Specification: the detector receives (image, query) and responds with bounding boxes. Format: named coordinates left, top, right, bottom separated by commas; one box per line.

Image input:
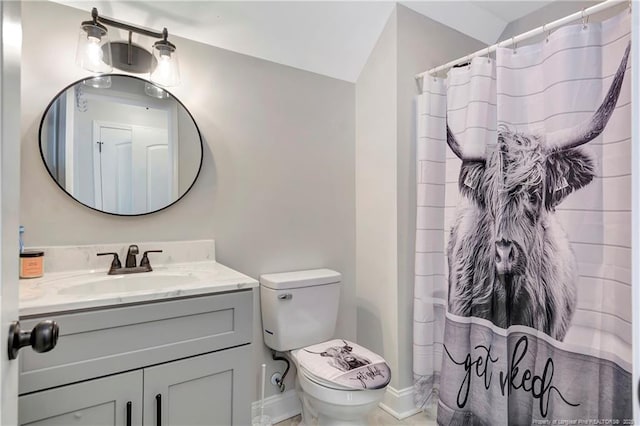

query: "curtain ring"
left=487, top=46, right=491, bottom=63
left=544, top=24, right=549, bottom=43
left=512, top=36, right=517, bottom=54
left=581, top=9, right=589, bottom=29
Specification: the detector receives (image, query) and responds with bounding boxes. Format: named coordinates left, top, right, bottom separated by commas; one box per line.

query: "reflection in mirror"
left=40, top=75, right=202, bottom=216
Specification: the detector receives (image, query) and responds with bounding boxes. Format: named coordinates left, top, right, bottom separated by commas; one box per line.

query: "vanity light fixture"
left=76, top=11, right=112, bottom=73
left=76, top=8, right=180, bottom=87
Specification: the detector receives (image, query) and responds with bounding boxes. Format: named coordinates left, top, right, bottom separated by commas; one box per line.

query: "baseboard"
left=379, top=385, right=422, bottom=420
left=251, top=389, right=301, bottom=424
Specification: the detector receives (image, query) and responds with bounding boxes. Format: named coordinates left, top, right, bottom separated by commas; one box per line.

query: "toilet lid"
left=292, top=339, right=391, bottom=390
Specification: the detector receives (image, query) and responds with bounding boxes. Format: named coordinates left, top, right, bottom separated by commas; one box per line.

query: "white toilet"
left=260, top=269, right=391, bottom=426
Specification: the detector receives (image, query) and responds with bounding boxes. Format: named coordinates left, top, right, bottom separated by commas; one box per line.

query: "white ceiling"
left=52, top=1, right=555, bottom=82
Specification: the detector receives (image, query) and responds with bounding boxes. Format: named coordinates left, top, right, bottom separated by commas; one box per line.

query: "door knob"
left=8, top=320, right=59, bottom=360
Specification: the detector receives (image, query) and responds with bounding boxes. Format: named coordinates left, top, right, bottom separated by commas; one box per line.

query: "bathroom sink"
left=19, top=249, right=259, bottom=317
left=57, top=273, right=198, bottom=296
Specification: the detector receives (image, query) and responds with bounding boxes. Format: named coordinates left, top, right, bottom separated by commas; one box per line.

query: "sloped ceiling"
left=52, top=1, right=554, bottom=82
left=401, top=1, right=553, bottom=46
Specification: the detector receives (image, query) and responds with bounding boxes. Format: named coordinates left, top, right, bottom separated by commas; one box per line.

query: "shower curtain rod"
left=415, top=0, right=628, bottom=81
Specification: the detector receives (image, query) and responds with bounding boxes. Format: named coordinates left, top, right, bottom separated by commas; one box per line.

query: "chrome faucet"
left=97, top=245, right=163, bottom=275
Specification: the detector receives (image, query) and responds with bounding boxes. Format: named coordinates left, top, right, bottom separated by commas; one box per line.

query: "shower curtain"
left=413, top=10, right=632, bottom=424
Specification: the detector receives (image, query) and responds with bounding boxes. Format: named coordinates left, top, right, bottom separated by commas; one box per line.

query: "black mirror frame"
left=38, top=74, right=204, bottom=216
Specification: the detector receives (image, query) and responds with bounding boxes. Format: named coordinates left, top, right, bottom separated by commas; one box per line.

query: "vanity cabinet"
left=143, top=345, right=249, bottom=426
left=18, top=289, right=253, bottom=426
left=18, top=371, right=143, bottom=426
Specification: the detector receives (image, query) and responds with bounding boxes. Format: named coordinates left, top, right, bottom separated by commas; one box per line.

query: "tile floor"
left=274, top=407, right=436, bottom=425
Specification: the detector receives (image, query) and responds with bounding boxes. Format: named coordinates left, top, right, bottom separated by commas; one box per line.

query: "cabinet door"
left=143, top=345, right=251, bottom=426
left=19, top=370, right=142, bottom=426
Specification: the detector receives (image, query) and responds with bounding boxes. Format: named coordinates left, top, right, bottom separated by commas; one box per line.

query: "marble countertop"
left=20, top=260, right=258, bottom=317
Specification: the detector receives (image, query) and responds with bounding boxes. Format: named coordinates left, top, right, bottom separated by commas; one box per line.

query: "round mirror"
left=39, top=74, right=203, bottom=216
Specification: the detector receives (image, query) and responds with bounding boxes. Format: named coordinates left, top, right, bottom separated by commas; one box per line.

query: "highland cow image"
left=445, top=43, right=630, bottom=341
left=305, top=340, right=372, bottom=372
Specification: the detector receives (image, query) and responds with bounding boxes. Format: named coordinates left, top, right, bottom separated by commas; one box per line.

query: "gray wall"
left=21, top=0, right=355, bottom=400
left=355, top=6, right=399, bottom=386
left=355, top=4, right=484, bottom=392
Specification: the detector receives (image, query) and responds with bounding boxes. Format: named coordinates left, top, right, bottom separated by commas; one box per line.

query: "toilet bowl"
left=291, top=343, right=388, bottom=425
left=259, top=270, right=391, bottom=426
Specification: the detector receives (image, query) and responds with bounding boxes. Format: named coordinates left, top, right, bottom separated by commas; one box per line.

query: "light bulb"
left=85, top=36, right=103, bottom=68
left=155, top=55, right=171, bottom=81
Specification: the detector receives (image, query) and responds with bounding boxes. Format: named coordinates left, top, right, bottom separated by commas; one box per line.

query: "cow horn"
left=546, top=42, right=630, bottom=151
left=447, top=124, right=486, bottom=161
left=446, top=124, right=464, bottom=160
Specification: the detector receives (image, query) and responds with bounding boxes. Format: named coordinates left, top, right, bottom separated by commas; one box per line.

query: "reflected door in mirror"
left=94, top=123, right=175, bottom=214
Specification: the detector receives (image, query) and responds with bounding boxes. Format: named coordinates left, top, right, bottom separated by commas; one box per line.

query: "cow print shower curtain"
left=413, top=10, right=632, bottom=424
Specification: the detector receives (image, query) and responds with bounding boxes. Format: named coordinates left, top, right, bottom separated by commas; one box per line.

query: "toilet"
left=260, top=269, right=391, bottom=426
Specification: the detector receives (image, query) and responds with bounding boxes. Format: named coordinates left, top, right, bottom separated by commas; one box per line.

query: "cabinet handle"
left=156, top=394, right=162, bottom=426
left=126, top=401, right=132, bottom=426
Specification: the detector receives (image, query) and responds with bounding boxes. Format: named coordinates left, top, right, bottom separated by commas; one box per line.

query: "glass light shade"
left=83, top=75, right=112, bottom=89
left=75, top=23, right=112, bottom=73
left=150, top=42, right=180, bottom=87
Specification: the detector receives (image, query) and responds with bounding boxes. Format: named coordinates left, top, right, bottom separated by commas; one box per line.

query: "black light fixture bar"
left=90, top=7, right=166, bottom=40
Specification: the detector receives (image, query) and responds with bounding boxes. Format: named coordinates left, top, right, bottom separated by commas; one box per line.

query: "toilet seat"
left=297, top=364, right=387, bottom=407
left=291, top=339, right=391, bottom=391
left=296, top=363, right=354, bottom=391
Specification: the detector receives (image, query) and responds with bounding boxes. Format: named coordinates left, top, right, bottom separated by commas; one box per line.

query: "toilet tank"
left=260, top=269, right=341, bottom=352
